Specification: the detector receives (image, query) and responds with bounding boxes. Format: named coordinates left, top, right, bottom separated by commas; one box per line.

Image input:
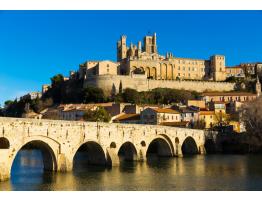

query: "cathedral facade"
left=116, top=33, right=226, bottom=81
left=79, top=33, right=227, bottom=82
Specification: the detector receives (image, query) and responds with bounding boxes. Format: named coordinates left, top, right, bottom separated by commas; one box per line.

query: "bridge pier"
left=0, top=150, right=11, bottom=182
left=199, top=145, right=206, bottom=155
left=137, top=147, right=147, bottom=162
left=57, top=153, right=72, bottom=172
left=174, top=144, right=183, bottom=157
left=106, top=148, right=120, bottom=166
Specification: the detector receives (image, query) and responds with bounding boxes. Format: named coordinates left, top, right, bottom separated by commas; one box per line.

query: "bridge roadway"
left=0, top=117, right=206, bottom=182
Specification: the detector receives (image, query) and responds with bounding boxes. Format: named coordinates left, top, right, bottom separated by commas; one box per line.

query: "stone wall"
left=84, top=74, right=236, bottom=95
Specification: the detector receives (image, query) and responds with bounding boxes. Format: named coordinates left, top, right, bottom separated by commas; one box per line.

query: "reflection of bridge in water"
left=0, top=117, right=207, bottom=182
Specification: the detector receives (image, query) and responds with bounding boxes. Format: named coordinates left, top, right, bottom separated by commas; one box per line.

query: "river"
left=1, top=150, right=262, bottom=191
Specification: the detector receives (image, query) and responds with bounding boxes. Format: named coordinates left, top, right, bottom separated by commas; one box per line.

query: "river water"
left=1, top=150, right=262, bottom=191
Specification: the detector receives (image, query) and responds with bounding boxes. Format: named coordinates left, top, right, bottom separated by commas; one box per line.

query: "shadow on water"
left=3, top=149, right=262, bottom=190
left=9, top=149, right=56, bottom=191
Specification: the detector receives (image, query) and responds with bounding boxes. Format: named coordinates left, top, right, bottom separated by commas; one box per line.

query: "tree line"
left=1, top=74, right=201, bottom=117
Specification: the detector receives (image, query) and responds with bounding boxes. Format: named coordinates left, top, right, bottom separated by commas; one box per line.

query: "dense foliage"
left=1, top=73, right=201, bottom=117
left=225, top=76, right=258, bottom=93
left=241, top=96, right=262, bottom=146
left=83, top=106, right=111, bottom=122
left=113, top=87, right=201, bottom=104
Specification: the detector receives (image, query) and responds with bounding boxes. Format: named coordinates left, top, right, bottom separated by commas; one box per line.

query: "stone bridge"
left=0, top=117, right=206, bottom=182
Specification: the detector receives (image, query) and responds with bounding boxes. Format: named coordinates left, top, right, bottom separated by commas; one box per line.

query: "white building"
left=140, top=107, right=181, bottom=125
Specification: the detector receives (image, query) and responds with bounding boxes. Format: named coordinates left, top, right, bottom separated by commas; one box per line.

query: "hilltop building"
left=42, top=33, right=260, bottom=96
left=80, top=33, right=227, bottom=82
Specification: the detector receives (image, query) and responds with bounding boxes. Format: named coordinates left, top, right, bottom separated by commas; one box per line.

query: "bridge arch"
left=146, top=135, right=174, bottom=157
left=181, top=136, right=198, bottom=155
left=117, top=141, right=138, bottom=162
left=0, top=137, right=10, bottom=149
left=10, top=137, right=58, bottom=176
left=73, top=141, right=107, bottom=168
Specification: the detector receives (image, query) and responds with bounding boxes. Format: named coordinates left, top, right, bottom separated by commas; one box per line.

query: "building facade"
left=140, top=107, right=181, bottom=125
left=201, top=92, right=258, bottom=103
left=79, top=33, right=228, bottom=82
left=116, top=33, right=226, bottom=81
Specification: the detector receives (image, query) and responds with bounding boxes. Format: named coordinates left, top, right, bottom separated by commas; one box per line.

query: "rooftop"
left=202, top=92, right=256, bottom=96
left=152, top=108, right=180, bottom=114
left=199, top=111, right=215, bottom=115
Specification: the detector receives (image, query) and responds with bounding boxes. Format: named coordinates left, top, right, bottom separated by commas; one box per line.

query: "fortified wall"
left=84, top=74, right=236, bottom=95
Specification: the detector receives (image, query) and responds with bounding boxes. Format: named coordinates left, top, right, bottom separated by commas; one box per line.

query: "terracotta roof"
left=202, top=92, right=256, bottom=96
left=199, top=111, right=215, bottom=115
left=114, top=113, right=140, bottom=121
left=152, top=108, right=180, bottom=114
left=160, top=121, right=189, bottom=127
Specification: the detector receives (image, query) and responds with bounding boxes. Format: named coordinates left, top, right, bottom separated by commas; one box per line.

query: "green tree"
left=119, top=81, right=123, bottom=94
left=4, top=100, right=14, bottom=108
left=82, top=86, right=105, bottom=103
left=122, top=88, right=140, bottom=104
left=0, top=106, right=4, bottom=116
left=83, top=107, right=111, bottom=122
left=47, top=74, right=64, bottom=103
left=51, top=74, right=64, bottom=87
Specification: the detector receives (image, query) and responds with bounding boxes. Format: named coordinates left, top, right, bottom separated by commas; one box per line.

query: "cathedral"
left=116, top=33, right=226, bottom=81
left=79, top=33, right=227, bottom=81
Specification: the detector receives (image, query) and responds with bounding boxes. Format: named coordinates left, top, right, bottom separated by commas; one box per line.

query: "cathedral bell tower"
left=256, top=75, right=261, bottom=97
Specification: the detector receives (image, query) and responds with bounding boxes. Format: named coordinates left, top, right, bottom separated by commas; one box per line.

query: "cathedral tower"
left=143, top=32, right=157, bottom=54
left=117, top=35, right=127, bottom=62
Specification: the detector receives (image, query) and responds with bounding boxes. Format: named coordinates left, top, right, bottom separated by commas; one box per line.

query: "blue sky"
left=0, top=10, right=262, bottom=106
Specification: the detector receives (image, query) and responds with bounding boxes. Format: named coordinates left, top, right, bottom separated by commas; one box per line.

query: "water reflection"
left=1, top=149, right=262, bottom=190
